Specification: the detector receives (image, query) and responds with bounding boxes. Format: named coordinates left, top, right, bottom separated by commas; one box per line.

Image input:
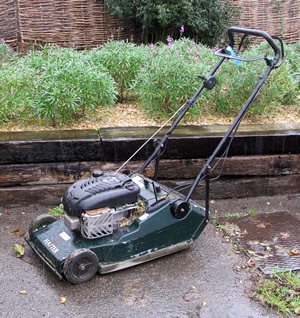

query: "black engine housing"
left=63, top=172, right=140, bottom=217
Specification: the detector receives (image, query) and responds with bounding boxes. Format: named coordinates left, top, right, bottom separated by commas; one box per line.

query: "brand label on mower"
left=59, top=232, right=71, bottom=241
left=43, top=238, right=59, bottom=254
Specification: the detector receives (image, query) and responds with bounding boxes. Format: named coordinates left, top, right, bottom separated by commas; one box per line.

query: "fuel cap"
left=92, top=170, right=103, bottom=178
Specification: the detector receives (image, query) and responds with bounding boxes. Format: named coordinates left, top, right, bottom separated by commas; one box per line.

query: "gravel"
left=1, top=103, right=299, bottom=132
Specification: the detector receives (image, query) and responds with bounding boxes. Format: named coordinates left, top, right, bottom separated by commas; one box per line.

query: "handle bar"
left=227, top=27, right=281, bottom=66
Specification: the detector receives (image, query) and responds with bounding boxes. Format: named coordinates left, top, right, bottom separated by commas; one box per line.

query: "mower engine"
left=63, top=170, right=141, bottom=239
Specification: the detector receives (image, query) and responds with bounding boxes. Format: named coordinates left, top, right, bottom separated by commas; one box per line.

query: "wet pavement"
left=1, top=194, right=299, bottom=318
left=217, top=212, right=300, bottom=274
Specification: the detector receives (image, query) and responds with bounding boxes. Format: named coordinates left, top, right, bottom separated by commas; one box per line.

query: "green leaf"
left=13, top=244, right=25, bottom=258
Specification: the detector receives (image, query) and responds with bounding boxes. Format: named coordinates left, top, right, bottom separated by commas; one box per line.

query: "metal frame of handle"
left=137, top=27, right=284, bottom=213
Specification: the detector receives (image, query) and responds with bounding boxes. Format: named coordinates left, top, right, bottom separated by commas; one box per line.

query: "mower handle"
left=228, top=27, right=281, bottom=65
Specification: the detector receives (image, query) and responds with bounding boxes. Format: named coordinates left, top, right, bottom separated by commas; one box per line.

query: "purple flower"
left=150, top=43, right=154, bottom=49
left=180, top=25, right=184, bottom=33
left=168, top=43, right=173, bottom=48
left=167, top=35, right=173, bottom=43
left=182, top=41, right=186, bottom=46
left=153, top=50, right=158, bottom=54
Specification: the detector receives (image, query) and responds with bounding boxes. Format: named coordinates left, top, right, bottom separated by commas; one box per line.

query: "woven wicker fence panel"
left=0, top=0, right=18, bottom=48
left=221, top=0, right=299, bottom=43
left=1, top=0, right=298, bottom=50
left=17, top=0, right=140, bottom=50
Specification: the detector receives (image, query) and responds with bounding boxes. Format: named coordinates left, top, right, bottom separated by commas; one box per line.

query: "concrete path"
left=1, top=194, right=298, bottom=318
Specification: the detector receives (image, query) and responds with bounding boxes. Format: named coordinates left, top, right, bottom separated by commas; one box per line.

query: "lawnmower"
left=26, top=27, right=284, bottom=284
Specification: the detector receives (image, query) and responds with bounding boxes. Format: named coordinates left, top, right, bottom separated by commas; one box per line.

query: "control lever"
left=197, top=75, right=217, bottom=90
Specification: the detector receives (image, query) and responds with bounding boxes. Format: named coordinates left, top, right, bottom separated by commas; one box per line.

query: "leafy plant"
left=248, top=207, right=257, bottom=216
left=210, top=41, right=299, bottom=115
left=0, top=39, right=17, bottom=65
left=48, top=204, right=65, bottom=218
left=22, top=46, right=117, bottom=125
left=90, top=41, right=149, bottom=102
left=104, top=0, right=235, bottom=46
left=133, top=38, right=218, bottom=116
left=224, top=212, right=243, bottom=219
left=212, top=219, right=225, bottom=231
left=133, top=39, right=299, bottom=118
left=0, top=64, right=36, bottom=122
left=0, top=39, right=298, bottom=126
left=253, top=270, right=300, bottom=316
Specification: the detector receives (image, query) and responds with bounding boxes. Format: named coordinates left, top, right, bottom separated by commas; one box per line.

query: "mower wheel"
left=63, top=249, right=99, bottom=284
left=171, top=200, right=190, bottom=219
left=29, top=214, right=57, bottom=238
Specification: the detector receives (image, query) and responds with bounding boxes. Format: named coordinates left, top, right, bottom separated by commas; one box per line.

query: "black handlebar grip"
left=228, top=27, right=281, bottom=65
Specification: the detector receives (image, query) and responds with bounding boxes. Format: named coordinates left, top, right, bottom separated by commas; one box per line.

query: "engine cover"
left=63, top=172, right=140, bottom=217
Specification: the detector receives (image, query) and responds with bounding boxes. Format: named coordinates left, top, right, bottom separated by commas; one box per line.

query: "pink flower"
left=180, top=25, right=184, bottom=33
left=167, top=35, right=173, bottom=43
left=153, top=50, right=158, bottom=54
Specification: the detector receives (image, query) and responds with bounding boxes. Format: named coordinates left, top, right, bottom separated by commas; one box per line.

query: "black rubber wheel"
left=29, top=214, right=57, bottom=238
left=63, top=249, right=99, bottom=285
left=171, top=200, right=190, bottom=219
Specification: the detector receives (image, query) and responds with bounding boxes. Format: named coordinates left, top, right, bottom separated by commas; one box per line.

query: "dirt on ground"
left=1, top=103, right=299, bottom=132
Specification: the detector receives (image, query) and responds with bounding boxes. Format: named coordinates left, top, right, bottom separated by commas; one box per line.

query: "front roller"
left=63, top=248, right=99, bottom=285
left=29, top=214, right=57, bottom=239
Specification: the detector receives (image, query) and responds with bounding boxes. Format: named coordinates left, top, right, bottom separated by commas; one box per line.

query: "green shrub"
left=90, top=41, right=149, bottom=102
left=0, top=64, right=35, bottom=122
left=0, top=39, right=17, bottom=65
left=211, top=41, right=299, bottom=114
left=133, top=38, right=219, bottom=116
left=0, top=40, right=298, bottom=126
left=19, top=46, right=117, bottom=125
left=284, top=41, right=300, bottom=91
left=134, top=38, right=299, bottom=117
left=104, top=0, right=235, bottom=46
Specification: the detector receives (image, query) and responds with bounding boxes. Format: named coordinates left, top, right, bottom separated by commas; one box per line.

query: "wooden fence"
left=220, top=0, right=299, bottom=44
left=0, top=0, right=299, bottom=50
left=0, top=0, right=141, bottom=51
